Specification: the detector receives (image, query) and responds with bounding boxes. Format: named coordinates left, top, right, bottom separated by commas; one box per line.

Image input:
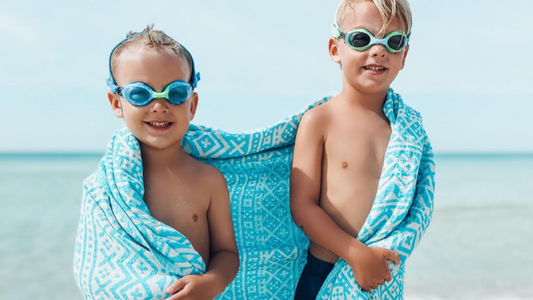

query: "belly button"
left=342, top=162, right=348, bottom=169
left=193, top=214, right=198, bottom=222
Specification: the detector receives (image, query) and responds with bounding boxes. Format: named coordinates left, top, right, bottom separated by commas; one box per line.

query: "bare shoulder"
left=298, top=100, right=332, bottom=131
left=187, top=158, right=228, bottom=196
left=298, top=97, right=337, bottom=139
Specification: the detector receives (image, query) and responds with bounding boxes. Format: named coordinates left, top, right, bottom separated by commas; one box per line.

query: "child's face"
left=108, top=46, right=198, bottom=150
left=330, top=1, right=409, bottom=95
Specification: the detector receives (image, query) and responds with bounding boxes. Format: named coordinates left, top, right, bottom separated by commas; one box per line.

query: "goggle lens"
left=168, top=86, right=190, bottom=103
left=128, top=86, right=151, bottom=104
left=350, top=32, right=372, bottom=48
left=387, top=34, right=405, bottom=50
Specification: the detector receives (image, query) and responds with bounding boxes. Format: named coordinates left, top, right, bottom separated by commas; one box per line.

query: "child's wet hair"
left=110, top=25, right=193, bottom=81
left=335, top=0, right=412, bottom=36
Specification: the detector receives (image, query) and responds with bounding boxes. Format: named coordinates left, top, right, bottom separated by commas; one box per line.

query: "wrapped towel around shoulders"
left=316, top=89, right=436, bottom=300
left=74, top=88, right=434, bottom=300
left=73, top=127, right=206, bottom=300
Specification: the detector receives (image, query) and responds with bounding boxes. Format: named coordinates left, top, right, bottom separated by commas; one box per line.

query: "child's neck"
left=140, top=142, right=189, bottom=170
left=339, top=85, right=388, bottom=113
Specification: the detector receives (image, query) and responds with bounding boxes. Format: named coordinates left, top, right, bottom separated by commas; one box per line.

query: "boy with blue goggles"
left=106, top=32, right=200, bottom=106
left=76, top=25, right=240, bottom=300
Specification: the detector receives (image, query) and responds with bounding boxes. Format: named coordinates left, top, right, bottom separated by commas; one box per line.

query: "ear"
left=400, top=45, right=409, bottom=70
left=188, top=92, right=199, bottom=121
left=329, top=38, right=341, bottom=64
left=108, top=91, right=123, bottom=118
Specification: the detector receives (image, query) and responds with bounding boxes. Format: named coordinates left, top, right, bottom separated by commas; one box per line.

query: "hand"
left=347, top=246, right=401, bottom=292
left=165, top=275, right=218, bottom=300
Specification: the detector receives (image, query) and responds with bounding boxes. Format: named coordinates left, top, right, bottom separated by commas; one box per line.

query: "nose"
left=369, top=44, right=387, bottom=58
left=150, top=98, right=169, bottom=113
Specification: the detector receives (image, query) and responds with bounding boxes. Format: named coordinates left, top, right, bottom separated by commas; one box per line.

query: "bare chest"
left=318, top=119, right=391, bottom=235
left=323, top=123, right=391, bottom=180
left=143, top=174, right=210, bottom=246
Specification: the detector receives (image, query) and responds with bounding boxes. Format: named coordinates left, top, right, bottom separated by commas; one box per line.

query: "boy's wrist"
left=200, top=273, right=227, bottom=296
left=342, top=237, right=366, bottom=263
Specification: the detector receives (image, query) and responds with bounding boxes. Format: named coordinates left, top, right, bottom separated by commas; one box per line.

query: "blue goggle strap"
left=106, top=32, right=200, bottom=93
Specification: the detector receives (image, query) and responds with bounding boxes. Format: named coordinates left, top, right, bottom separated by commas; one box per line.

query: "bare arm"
left=290, top=109, right=399, bottom=291
left=166, top=169, right=239, bottom=300
left=290, top=110, right=362, bottom=261
left=204, top=169, right=240, bottom=292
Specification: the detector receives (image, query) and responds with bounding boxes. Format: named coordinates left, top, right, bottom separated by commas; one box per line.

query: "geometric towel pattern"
left=73, top=127, right=206, bottom=300
left=183, top=98, right=327, bottom=299
left=73, top=88, right=433, bottom=300
left=316, top=89, right=436, bottom=300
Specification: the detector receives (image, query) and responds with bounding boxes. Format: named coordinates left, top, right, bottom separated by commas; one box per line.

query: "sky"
left=0, top=0, right=532, bottom=153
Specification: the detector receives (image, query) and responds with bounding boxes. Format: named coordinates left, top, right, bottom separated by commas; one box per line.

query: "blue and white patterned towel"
left=316, top=89, right=436, bottom=300
left=182, top=98, right=324, bottom=299
left=73, top=127, right=207, bottom=300
left=74, top=88, right=433, bottom=300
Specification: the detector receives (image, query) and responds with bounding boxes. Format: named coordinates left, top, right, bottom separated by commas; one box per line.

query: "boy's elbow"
left=289, top=200, right=306, bottom=228
left=229, top=251, right=240, bottom=282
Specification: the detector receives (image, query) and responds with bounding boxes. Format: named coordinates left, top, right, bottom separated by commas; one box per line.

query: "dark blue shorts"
left=294, top=251, right=335, bottom=300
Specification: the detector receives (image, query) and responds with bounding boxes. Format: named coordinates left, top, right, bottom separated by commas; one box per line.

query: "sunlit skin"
left=108, top=45, right=239, bottom=300
left=290, top=1, right=407, bottom=292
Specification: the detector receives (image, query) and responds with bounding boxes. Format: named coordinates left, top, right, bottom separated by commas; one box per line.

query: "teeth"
left=366, top=66, right=385, bottom=71
left=149, top=122, right=170, bottom=127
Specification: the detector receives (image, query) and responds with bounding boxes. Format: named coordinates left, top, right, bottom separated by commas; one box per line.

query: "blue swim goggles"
left=117, top=80, right=192, bottom=106
left=106, top=32, right=200, bottom=107
left=331, top=24, right=410, bottom=53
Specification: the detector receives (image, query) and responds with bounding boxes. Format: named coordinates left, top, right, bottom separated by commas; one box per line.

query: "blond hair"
left=335, top=0, right=412, bottom=36
left=110, top=25, right=193, bottom=79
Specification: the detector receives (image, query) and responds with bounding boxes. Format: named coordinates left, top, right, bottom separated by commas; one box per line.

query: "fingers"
left=166, top=278, right=188, bottom=295
left=361, top=284, right=372, bottom=292
left=165, top=292, right=184, bottom=300
left=385, top=273, right=392, bottom=282
left=383, top=250, right=401, bottom=265
left=361, top=282, right=382, bottom=292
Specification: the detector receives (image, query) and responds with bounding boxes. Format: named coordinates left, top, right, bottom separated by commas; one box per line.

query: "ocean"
left=0, top=153, right=532, bottom=300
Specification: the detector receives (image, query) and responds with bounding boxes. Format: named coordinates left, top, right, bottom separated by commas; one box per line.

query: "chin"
left=138, top=139, right=173, bottom=151
left=355, top=84, right=389, bottom=95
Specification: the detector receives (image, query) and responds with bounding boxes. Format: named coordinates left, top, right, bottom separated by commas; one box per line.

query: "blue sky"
left=0, top=0, right=531, bottom=153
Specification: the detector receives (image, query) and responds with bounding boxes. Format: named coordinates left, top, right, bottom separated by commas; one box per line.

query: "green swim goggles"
left=117, top=80, right=192, bottom=107
left=331, top=24, right=410, bottom=53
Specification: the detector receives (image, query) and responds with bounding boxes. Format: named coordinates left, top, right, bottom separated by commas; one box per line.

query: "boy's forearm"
left=292, top=201, right=366, bottom=261
left=203, top=250, right=239, bottom=295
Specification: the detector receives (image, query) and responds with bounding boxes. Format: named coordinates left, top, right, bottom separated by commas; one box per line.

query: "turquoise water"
left=0, top=153, right=532, bottom=299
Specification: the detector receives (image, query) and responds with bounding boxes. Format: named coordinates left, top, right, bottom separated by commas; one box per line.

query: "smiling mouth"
left=145, top=121, right=174, bottom=129
left=363, top=66, right=388, bottom=71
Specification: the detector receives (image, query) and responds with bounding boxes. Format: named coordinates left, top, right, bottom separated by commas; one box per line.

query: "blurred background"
left=0, top=0, right=532, bottom=299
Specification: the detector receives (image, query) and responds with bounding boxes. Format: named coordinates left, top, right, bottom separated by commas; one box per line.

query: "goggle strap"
left=179, top=44, right=200, bottom=89
left=331, top=24, right=343, bottom=39
left=107, top=32, right=200, bottom=91
left=107, top=78, right=119, bottom=93
left=107, top=32, right=144, bottom=94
